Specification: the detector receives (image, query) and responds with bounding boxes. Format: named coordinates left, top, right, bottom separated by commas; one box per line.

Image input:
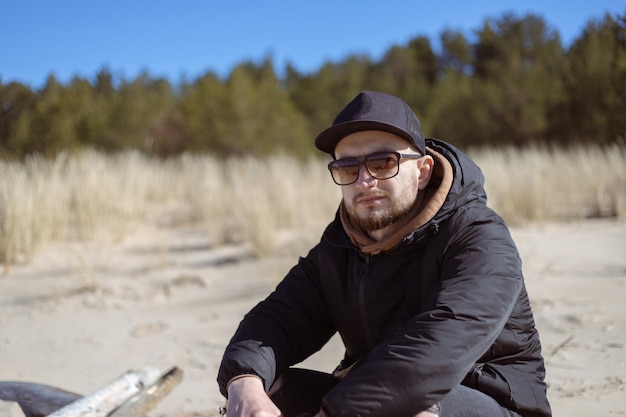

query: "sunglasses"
left=327, top=151, right=422, bottom=185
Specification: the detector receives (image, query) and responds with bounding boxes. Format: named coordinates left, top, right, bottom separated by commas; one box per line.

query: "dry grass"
left=1, top=145, right=624, bottom=273
left=471, top=144, right=626, bottom=225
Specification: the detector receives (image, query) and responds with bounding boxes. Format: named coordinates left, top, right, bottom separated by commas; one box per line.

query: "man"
left=217, top=91, right=551, bottom=417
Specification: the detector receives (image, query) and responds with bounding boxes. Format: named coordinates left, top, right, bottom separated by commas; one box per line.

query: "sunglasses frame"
left=327, top=151, right=422, bottom=185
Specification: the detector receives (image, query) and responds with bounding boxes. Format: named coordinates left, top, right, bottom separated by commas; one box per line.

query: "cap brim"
left=314, top=120, right=416, bottom=155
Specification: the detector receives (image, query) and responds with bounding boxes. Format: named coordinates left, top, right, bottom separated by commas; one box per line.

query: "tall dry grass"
left=471, top=144, right=626, bottom=224
left=1, top=145, right=624, bottom=272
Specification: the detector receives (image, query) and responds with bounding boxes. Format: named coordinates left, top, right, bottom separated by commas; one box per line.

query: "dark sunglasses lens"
left=366, top=153, right=399, bottom=178
left=330, top=159, right=360, bottom=184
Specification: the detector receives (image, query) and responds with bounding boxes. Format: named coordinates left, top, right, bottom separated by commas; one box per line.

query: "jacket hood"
left=425, top=138, right=487, bottom=224
left=328, top=138, right=488, bottom=254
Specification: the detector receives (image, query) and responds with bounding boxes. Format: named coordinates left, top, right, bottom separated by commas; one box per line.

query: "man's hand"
left=226, top=375, right=282, bottom=417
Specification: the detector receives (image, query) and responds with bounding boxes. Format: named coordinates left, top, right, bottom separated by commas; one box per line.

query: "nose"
left=355, top=163, right=376, bottom=187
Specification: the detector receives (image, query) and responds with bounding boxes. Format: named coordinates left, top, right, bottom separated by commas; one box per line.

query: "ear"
left=417, top=155, right=434, bottom=190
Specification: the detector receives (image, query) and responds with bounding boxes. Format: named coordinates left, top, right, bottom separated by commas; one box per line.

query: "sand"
left=1, top=218, right=625, bottom=416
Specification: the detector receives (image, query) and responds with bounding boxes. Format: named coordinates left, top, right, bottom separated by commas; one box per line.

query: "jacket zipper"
left=358, top=254, right=373, bottom=347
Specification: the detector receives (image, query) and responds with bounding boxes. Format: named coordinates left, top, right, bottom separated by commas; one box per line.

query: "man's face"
left=334, top=130, right=423, bottom=234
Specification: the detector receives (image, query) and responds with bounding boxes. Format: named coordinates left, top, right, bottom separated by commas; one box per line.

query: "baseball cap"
left=314, top=91, right=426, bottom=156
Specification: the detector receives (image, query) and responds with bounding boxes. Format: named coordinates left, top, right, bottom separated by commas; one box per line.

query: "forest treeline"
left=1, top=12, right=625, bottom=159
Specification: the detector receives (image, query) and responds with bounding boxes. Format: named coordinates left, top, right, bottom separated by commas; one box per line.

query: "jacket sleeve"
left=217, top=245, right=336, bottom=396
left=322, top=215, right=524, bottom=417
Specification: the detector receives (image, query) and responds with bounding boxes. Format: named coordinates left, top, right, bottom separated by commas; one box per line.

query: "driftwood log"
left=0, top=366, right=182, bottom=417
left=0, top=381, right=81, bottom=417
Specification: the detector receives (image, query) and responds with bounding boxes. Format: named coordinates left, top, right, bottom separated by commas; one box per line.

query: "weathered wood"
left=47, top=367, right=162, bottom=417
left=0, top=366, right=182, bottom=417
left=107, top=366, right=184, bottom=417
left=0, top=381, right=82, bottom=417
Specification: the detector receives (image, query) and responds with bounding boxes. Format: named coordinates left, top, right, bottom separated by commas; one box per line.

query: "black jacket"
left=217, top=139, right=551, bottom=417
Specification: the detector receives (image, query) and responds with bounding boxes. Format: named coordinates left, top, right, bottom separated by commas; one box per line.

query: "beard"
left=348, top=188, right=417, bottom=232
left=353, top=203, right=411, bottom=232
left=351, top=199, right=414, bottom=231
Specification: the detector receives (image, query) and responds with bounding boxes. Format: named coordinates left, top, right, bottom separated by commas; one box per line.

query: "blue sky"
left=1, top=0, right=624, bottom=88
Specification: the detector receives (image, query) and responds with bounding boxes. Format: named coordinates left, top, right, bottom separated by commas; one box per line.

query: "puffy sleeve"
left=217, top=244, right=337, bottom=396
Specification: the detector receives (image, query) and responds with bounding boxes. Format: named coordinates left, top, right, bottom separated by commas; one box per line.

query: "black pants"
left=269, top=368, right=521, bottom=417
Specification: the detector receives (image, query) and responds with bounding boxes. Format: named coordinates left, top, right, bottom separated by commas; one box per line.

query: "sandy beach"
left=1, top=218, right=625, bottom=416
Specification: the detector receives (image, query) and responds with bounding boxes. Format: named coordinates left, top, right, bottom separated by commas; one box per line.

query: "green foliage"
left=180, top=58, right=309, bottom=157
left=287, top=54, right=376, bottom=140
left=553, top=13, right=626, bottom=145
left=461, top=13, right=566, bottom=146
left=1, top=12, right=624, bottom=160
left=0, top=81, right=36, bottom=158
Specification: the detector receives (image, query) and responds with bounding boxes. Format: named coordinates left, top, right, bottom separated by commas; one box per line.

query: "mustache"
left=353, top=191, right=389, bottom=204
